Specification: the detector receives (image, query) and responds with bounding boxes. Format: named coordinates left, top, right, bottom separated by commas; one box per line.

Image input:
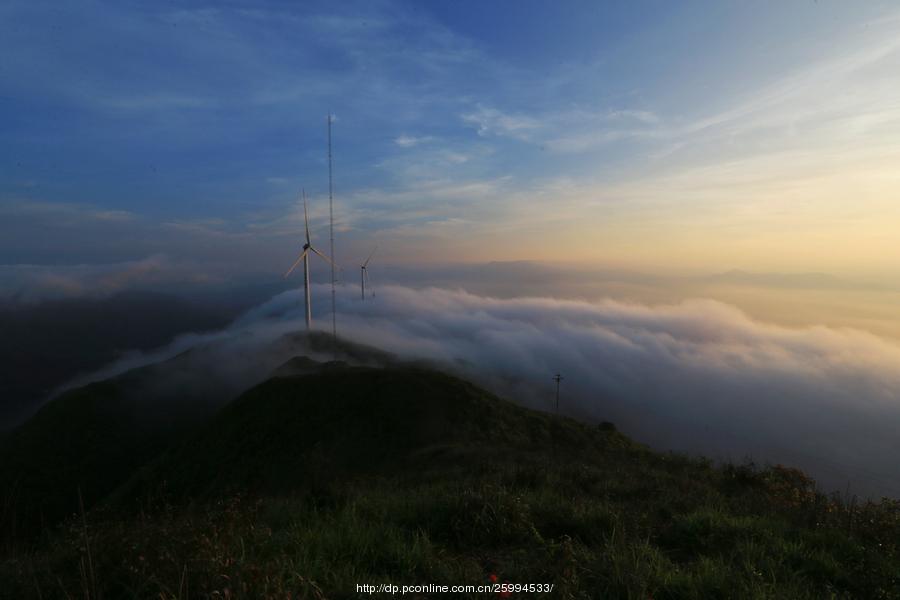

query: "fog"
left=63, top=282, right=900, bottom=499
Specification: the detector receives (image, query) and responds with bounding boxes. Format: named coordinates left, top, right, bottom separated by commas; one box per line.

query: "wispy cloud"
left=394, top=135, right=435, bottom=147
left=0, top=199, right=138, bottom=224
left=461, top=105, right=541, bottom=140
left=457, top=103, right=664, bottom=153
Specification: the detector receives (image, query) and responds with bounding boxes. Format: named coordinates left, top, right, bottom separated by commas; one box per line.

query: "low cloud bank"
left=331, top=286, right=900, bottom=498
left=73, top=284, right=900, bottom=498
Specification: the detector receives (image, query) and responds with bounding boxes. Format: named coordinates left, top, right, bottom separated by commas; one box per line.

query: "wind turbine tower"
left=283, top=190, right=336, bottom=329
left=360, top=246, right=377, bottom=300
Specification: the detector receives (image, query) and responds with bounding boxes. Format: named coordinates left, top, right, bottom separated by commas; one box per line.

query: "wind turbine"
left=360, top=246, right=377, bottom=300
left=283, top=190, right=337, bottom=329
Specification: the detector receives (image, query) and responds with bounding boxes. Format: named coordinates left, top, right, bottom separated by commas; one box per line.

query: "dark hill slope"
left=122, top=366, right=638, bottom=502
left=0, top=371, right=208, bottom=545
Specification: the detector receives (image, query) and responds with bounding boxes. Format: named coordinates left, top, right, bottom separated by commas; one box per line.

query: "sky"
left=2, top=0, right=900, bottom=284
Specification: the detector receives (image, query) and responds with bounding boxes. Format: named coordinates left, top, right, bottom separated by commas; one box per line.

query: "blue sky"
left=2, top=1, right=899, bottom=284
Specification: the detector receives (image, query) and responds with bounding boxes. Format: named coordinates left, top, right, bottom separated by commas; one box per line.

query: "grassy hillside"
left=0, top=332, right=399, bottom=547
left=118, top=366, right=635, bottom=502
left=2, top=363, right=899, bottom=599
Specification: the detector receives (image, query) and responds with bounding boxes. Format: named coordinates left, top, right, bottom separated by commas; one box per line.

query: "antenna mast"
left=327, top=114, right=337, bottom=355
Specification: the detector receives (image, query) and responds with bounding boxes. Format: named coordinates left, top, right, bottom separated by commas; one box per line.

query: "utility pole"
left=553, top=373, right=563, bottom=415
left=327, top=114, right=337, bottom=358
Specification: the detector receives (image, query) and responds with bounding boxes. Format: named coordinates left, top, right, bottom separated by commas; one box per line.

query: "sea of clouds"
left=65, top=284, right=900, bottom=498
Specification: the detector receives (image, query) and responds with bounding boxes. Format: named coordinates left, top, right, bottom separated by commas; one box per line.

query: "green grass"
left=2, top=363, right=899, bottom=598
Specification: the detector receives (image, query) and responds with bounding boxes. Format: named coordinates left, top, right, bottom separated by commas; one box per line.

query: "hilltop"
left=0, top=346, right=898, bottom=598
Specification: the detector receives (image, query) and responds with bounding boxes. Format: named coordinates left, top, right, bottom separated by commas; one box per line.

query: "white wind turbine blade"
left=283, top=248, right=309, bottom=278
left=364, top=267, right=374, bottom=296
left=362, top=245, right=378, bottom=268
left=303, top=191, right=311, bottom=244
left=309, top=246, right=337, bottom=268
